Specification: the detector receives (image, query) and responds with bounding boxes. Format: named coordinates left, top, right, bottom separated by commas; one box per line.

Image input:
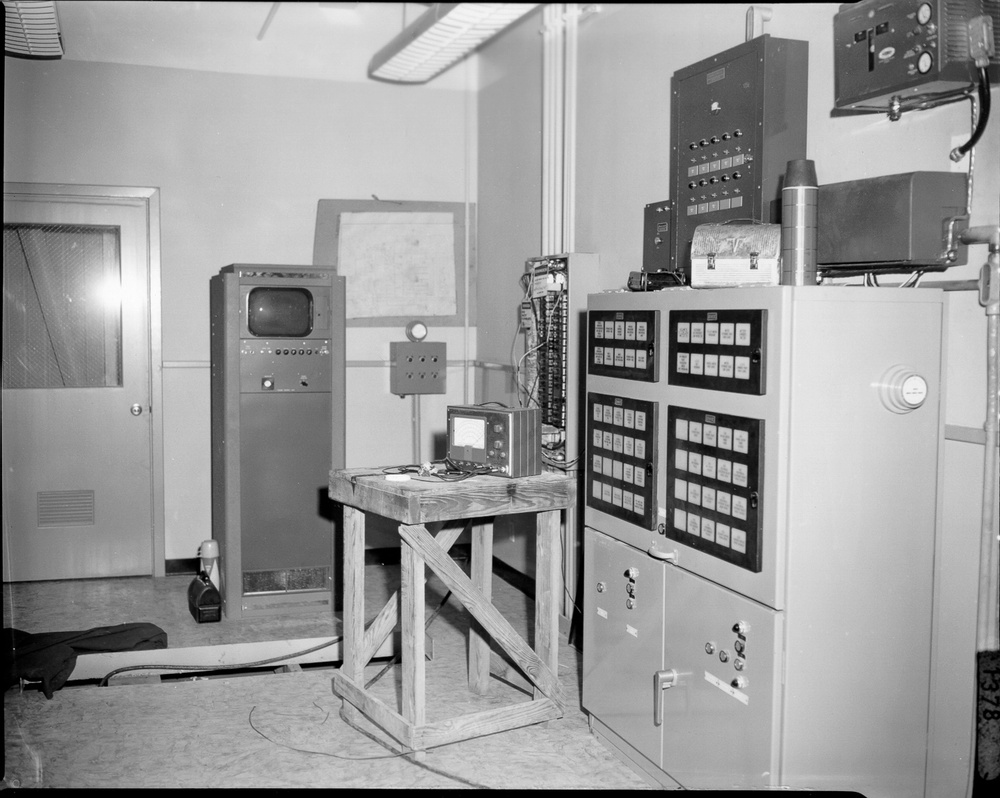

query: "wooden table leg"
left=469, top=517, right=494, bottom=694
left=400, top=530, right=425, bottom=751
left=339, top=506, right=366, bottom=723
left=534, top=509, right=561, bottom=702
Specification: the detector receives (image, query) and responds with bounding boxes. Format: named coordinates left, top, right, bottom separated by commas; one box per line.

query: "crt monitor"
left=247, top=287, right=313, bottom=337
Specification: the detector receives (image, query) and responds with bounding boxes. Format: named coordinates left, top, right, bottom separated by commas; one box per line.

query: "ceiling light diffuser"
left=4, top=0, right=63, bottom=59
left=369, top=2, right=539, bottom=84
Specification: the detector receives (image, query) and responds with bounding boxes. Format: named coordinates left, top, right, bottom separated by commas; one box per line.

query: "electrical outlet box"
left=390, top=342, right=446, bottom=395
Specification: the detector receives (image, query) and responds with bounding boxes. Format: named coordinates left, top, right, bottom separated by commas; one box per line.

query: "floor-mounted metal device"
left=210, top=264, right=346, bottom=618
left=582, top=285, right=976, bottom=796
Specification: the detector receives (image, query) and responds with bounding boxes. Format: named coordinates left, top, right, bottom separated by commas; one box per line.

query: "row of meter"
left=580, top=285, right=975, bottom=796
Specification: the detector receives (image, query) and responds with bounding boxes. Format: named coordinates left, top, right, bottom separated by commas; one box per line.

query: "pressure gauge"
left=917, top=3, right=932, bottom=25
left=917, top=51, right=933, bottom=74
left=405, top=320, right=429, bottom=342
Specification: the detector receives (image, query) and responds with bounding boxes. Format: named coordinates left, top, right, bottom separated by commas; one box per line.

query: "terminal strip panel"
left=529, top=260, right=570, bottom=430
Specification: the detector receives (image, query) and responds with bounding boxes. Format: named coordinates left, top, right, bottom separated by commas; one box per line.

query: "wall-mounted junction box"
left=389, top=341, right=446, bottom=395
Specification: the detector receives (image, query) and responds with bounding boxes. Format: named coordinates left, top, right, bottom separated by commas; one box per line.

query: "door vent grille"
left=37, top=490, right=95, bottom=527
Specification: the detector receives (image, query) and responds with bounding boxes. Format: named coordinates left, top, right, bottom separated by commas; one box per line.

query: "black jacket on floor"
left=3, top=623, right=167, bottom=698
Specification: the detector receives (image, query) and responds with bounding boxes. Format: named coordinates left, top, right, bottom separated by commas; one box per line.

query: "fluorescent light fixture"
left=369, top=2, right=539, bottom=84
left=4, top=0, right=63, bottom=59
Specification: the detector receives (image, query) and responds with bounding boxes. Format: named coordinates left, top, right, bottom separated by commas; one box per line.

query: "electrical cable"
left=97, top=634, right=343, bottom=686
left=243, top=584, right=493, bottom=788
left=510, top=272, right=534, bottom=408
left=364, top=587, right=454, bottom=690
left=951, top=67, right=991, bottom=162
left=381, top=458, right=494, bottom=481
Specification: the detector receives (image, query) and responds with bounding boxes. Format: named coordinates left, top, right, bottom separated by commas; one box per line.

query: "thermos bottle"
left=781, top=158, right=818, bottom=286
left=199, top=539, right=220, bottom=590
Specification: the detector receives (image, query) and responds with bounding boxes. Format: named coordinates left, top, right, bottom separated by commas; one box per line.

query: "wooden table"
left=328, top=467, right=576, bottom=754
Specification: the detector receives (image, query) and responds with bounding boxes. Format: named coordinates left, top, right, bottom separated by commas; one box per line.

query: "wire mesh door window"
left=3, top=223, right=123, bottom=389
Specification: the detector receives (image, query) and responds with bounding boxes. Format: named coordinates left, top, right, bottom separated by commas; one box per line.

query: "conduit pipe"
left=963, top=224, right=1000, bottom=652
left=542, top=3, right=565, bottom=255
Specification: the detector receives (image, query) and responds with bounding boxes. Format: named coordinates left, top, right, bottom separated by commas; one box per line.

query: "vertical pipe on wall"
left=541, top=8, right=552, bottom=254
left=978, top=245, right=999, bottom=652
left=563, top=5, right=578, bottom=254
left=542, top=4, right=565, bottom=255
left=463, top=59, right=473, bottom=405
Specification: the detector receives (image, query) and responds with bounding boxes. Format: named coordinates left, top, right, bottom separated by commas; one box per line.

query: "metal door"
left=583, top=527, right=666, bottom=768
left=658, top=563, right=782, bottom=790
left=3, top=189, right=153, bottom=580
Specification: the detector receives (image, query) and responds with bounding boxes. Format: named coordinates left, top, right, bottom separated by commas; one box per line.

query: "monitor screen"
left=247, top=287, right=313, bottom=337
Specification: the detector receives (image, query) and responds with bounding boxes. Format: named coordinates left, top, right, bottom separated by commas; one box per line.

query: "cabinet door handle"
left=653, top=668, right=678, bottom=726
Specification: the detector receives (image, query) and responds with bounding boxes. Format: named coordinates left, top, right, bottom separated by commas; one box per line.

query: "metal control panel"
left=669, top=36, right=808, bottom=280
left=587, top=309, right=660, bottom=382
left=240, top=339, right=333, bottom=393
left=667, top=308, right=766, bottom=394
left=665, top=405, right=764, bottom=572
left=833, top=0, right=1000, bottom=109
left=586, top=392, right=658, bottom=530
left=582, top=285, right=966, bottom=795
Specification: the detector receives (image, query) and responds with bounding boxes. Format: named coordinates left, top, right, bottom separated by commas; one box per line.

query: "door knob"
left=130, top=404, right=143, bottom=416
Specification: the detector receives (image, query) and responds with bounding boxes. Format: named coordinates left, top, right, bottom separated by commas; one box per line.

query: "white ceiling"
left=49, top=1, right=473, bottom=88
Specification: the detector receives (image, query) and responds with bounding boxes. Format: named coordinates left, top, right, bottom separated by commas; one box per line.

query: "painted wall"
left=4, top=57, right=475, bottom=558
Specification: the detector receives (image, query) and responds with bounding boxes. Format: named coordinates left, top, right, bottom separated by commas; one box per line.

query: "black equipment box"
left=816, top=171, right=968, bottom=272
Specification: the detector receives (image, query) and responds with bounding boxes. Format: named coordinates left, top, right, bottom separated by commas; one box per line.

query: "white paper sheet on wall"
left=337, top=211, right=457, bottom=319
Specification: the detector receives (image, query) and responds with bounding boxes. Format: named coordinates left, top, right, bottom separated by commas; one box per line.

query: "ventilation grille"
left=943, top=0, right=971, bottom=61
left=37, top=490, right=95, bottom=527
left=242, top=566, right=330, bottom=595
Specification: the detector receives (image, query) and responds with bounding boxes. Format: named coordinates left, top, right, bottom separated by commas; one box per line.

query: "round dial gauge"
left=917, top=3, right=932, bottom=25
left=878, top=366, right=929, bottom=413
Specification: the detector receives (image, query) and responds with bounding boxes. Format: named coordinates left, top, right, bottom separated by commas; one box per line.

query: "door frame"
left=3, top=182, right=165, bottom=578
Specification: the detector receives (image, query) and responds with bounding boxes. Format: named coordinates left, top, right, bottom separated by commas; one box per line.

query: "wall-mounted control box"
left=833, top=0, right=1000, bottom=110
left=389, top=342, right=446, bottom=395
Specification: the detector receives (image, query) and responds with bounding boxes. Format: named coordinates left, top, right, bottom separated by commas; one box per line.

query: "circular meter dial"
left=878, top=366, right=929, bottom=413
left=917, top=3, right=932, bottom=25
